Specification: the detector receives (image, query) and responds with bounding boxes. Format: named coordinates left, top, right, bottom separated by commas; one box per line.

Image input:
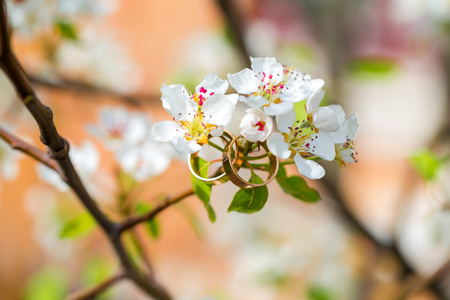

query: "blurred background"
left=0, top=0, right=449, bottom=299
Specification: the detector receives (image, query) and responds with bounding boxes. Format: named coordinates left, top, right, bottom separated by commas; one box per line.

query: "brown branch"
left=0, top=124, right=63, bottom=177
left=395, top=258, right=450, bottom=300
left=119, top=188, right=194, bottom=233
left=28, top=75, right=161, bottom=107
left=214, top=0, right=251, bottom=67
left=66, top=273, right=126, bottom=300
left=0, top=2, right=172, bottom=299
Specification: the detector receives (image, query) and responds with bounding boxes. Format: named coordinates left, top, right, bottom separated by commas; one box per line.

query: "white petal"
left=329, top=104, right=346, bottom=125
left=196, top=72, right=228, bottom=95
left=152, top=121, right=184, bottom=142
left=276, top=110, right=296, bottom=134
left=161, top=84, right=197, bottom=120
left=225, top=93, right=239, bottom=105
left=227, top=69, right=258, bottom=94
left=250, top=57, right=283, bottom=83
left=169, top=136, right=202, bottom=154
left=306, top=89, right=325, bottom=112
left=239, top=108, right=273, bottom=142
left=312, top=107, right=341, bottom=132
left=210, top=126, right=224, bottom=137
left=263, top=101, right=293, bottom=116
left=294, top=153, right=325, bottom=179
left=267, top=133, right=291, bottom=159
left=279, top=80, right=307, bottom=103
left=240, top=94, right=269, bottom=108
left=308, top=132, right=336, bottom=161
left=346, top=114, right=360, bottom=140
left=202, top=94, right=236, bottom=126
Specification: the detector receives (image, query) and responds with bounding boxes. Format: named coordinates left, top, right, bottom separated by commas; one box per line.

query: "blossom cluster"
left=154, top=57, right=359, bottom=180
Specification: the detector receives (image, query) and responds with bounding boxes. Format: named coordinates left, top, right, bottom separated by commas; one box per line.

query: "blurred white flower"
left=153, top=73, right=238, bottom=154
left=89, top=106, right=149, bottom=151
left=0, top=140, right=21, bottom=181
left=37, top=140, right=100, bottom=192
left=55, top=32, right=141, bottom=94
left=7, top=0, right=119, bottom=36
left=239, top=108, right=273, bottom=142
left=228, top=57, right=324, bottom=116
left=89, top=106, right=175, bottom=181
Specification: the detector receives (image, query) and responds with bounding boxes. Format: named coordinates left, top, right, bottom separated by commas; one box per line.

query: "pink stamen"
left=199, top=87, right=207, bottom=94
left=210, top=92, right=215, bottom=96
left=255, top=121, right=265, bottom=132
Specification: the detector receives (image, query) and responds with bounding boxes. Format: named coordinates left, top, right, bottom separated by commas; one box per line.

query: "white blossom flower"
left=267, top=110, right=335, bottom=179
left=89, top=106, right=175, bottom=181
left=115, top=140, right=173, bottom=182
left=37, top=141, right=100, bottom=192
left=306, top=90, right=346, bottom=132
left=228, top=57, right=324, bottom=116
left=239, top=108, right=273, bottom=142
left=88, top=106, right=149, bottom=151
left=153, top=73, right=238, bottom=154
left=332, top=114, right=360, bottom=167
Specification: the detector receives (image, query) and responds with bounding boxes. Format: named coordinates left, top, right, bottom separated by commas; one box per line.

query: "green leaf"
left=348, top=57, right=397, bottom=79
left=59, top=212, right=96, bottom=239
left=117, top=169, right=138, bottom=195
left=409, top=149, right=445, bottom=181
left=81, top=257, right=115, bottom=299
left=307, top=285, right=334, bottom=300
left=134, top=202, right=160, bottom=239
left=228, top=174, right=269, bottom=213
left=55, top=20, right=78, bottom=40
left=276, top=166, right=320, bottom=202
left=191, top=156, right=216, bottom=222
left=24, top=267, right=68, bottom=300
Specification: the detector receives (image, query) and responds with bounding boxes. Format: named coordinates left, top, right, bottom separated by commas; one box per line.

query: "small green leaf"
left=81, top=257, right=115, bottom=299
left=191, top=156, right=216, bottom=222
left=134, top=202, right=160, bottom=239
left=117, top=169, right=138, bottom=195
left=307, top=285, right=334, bottom=300
left=276, top=166, right=320, bottom=202
left=409, top=149, right=445, bottom=181
left=348, top=57, right=397, bottom=79
left=54, top=20, right=78, bottom=40
left=228, top=174, right=269, bottom=213
left=59, top=212, right=96, bottom=239
left=24, top=267, right=68, bottom=300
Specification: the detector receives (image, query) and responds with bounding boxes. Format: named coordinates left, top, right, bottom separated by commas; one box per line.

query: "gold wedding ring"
left=222, top=135, right=279, bottom=189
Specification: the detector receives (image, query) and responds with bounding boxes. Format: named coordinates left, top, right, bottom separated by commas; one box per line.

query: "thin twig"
left=28, top=75, right=160, bottom=107
left=66, top=272, right=126, bottom=300
left=214, top=0, right=251, bottom=67
left=395, top=258, right=450, bottom=300
left=120, top=188, right=194, bottom=233
left=0, top=125, right=63, bottom=177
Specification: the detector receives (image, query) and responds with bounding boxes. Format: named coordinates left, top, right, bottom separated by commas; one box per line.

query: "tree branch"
left=28, top=75, right=160, bottom=107
left=0, top=2, right=172, bottom=299
left=0, top=124, right=63, bottom=177
left=395, top=258, right=450, bottom=300
left=119, top=188, right=194, bottom=233
left=66, top=273, right=126, bottom=300
left=214, top=0, right=251, bottom=67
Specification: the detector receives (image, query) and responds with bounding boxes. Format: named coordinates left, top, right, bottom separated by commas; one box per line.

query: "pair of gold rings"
left=188, top=131, right=279, bottom=189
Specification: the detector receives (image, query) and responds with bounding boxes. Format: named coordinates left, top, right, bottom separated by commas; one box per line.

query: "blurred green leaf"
left=307, top=285, right=334, bottom=300
left=81, top=257, right=115, bottom=299
left=59, top=212, right=96, bottom=239
left=348, top=57, right=397, bottom=79
left=24, top=267, right=68, bottom=300
left=117, top=169, right=138, bottom=196
left=134, top=202, right=160, bottom=239
left=409, top=149, right=445, bottom=181
left=228, top=174, right=269, bottom=213
left=175, top=203, right=205, bottom=239
left=191, top=156, right=216, bottom=222
left=55, top=20, right=78, bottom=40
left=276, top=166, right=320, bottom=202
